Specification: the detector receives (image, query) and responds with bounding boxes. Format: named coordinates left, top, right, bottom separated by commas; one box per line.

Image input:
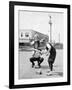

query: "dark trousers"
left=48, top=52, right=56, bottom=71
left=30, top=57, right=44, bottom=68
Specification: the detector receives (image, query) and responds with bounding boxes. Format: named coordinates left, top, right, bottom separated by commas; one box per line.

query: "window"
left=25, top=32, right=29, bottom=37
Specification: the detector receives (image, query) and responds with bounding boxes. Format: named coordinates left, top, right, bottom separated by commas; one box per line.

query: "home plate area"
left=33, top=64, right=63, bottom=77
left=19, top=50, right=63, bottom=79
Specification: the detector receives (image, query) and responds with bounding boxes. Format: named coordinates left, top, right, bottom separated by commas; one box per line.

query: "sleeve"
left=46, top=43, right=51, bottom=51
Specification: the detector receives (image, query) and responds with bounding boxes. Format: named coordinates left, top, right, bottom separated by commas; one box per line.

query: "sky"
left=19, top=10, right=64, bottom=43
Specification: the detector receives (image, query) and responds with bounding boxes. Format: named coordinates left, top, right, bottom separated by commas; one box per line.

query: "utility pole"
left=59, top=33, right=60, bottom=43
left=49, top=16, right=52, bottom=43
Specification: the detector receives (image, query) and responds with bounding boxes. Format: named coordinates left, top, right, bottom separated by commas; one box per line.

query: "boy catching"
left=30, top=49, right=44, bottom=68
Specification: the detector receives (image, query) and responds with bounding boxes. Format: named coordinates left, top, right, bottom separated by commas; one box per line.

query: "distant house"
left=19, top=30, right=32, bottom=43
left=54, top=43, right=63, bottom=49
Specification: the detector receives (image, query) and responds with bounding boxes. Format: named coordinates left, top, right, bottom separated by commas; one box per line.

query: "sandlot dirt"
left=18, top=49, right=63, bottom=79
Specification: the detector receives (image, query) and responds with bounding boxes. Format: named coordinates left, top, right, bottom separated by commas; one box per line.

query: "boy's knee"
left=48, top=58, right=53, bottom=64
left=41, top=58, right=44, bottom=61
left=30, top=58, right=33, bottom=62
left=40, top=57, right=44, bottom=63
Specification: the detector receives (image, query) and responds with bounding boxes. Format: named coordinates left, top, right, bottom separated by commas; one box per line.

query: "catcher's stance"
left=30, top=49, right=44, bottom=68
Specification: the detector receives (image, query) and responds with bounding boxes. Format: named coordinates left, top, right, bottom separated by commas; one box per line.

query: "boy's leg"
left=48, top=58, right=53, bottom=71
left=30, top=57, right=35, bottom=68
left=40, top=57, right=44, bottom=64
left=38, top=57, right=44, bottom=68
left=49, top=62, right=53, bottom=71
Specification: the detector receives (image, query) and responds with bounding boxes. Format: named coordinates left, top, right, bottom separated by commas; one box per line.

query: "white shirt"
left=46, top=43, right=51, bottom=51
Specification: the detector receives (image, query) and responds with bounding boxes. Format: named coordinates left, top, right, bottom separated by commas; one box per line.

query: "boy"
left=30, top=49, right=44, bottom=68
left=45, top=43, right=56, bottom=71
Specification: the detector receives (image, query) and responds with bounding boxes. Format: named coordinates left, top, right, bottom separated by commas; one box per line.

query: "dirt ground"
left=18, top=49, right=63, bottom=79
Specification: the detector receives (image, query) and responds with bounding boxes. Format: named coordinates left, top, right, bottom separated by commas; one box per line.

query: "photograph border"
left=9, top=1, right=70, bottom=89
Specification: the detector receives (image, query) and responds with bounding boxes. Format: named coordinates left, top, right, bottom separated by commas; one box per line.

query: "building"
left=19, top=29, right=49, bottom=48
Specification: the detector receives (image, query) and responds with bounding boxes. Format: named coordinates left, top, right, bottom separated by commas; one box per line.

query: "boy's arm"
left=46, top=51, right=50, bottom=56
